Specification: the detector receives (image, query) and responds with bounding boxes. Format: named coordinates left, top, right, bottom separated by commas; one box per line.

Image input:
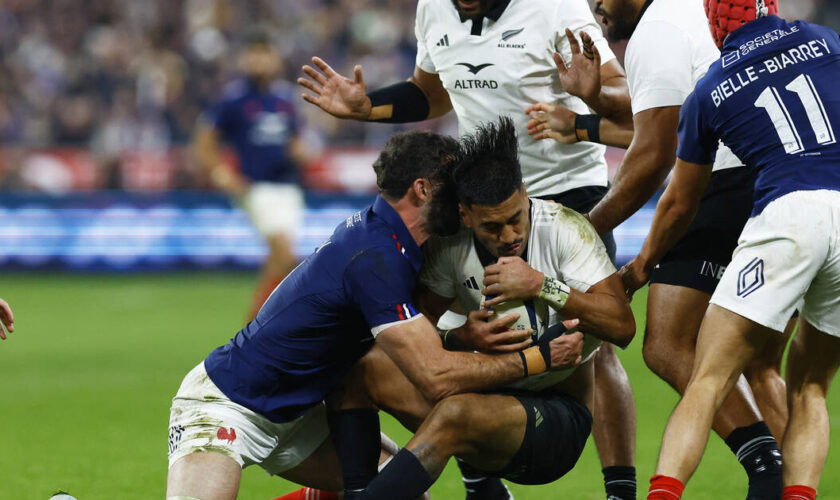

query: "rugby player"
left=166, top=130, right=581, bottom=500
left=0, top=297, right=14, bottom=340
left=527, top=0, right=789, bottom=497
left=320, top=117, right=635, bottom=500
left=614, top=3, right=840, bottom=499
left=194, top=29, right=309, bottom=319
left=297, top=1, right=639, bottom=497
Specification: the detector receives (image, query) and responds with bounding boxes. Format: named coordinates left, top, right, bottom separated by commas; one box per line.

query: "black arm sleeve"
left=367, top=81, right=431, bottom=123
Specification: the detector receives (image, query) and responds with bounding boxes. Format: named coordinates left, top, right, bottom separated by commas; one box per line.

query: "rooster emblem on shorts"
left=217, top=427, right=237, bottom=444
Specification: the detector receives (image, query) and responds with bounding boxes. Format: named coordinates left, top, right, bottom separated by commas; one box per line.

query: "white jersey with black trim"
left=420, top=198, right=616, bottom=391
left=415, top=0, right=617, bottom=196
left=625, top=0, right=742, bottom=171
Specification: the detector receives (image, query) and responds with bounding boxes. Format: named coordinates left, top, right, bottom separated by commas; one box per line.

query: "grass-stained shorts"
left=168, top=362, right=328, bottom=475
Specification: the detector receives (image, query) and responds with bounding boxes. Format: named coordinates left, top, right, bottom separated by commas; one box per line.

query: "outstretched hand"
left=554, top=29, right=602, bottom=102
left=526, top=102, right=579, bottom=144
left=298, top=57, right=372, bottom=120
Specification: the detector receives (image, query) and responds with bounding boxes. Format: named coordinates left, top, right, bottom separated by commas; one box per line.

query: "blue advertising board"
left=0, top=191, right=655, bottom=271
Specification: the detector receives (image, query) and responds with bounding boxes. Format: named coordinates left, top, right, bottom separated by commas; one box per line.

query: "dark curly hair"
left=372, top=130, right=458, bottom=200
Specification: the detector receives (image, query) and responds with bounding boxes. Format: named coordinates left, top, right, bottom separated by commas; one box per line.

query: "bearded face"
left=595, top=0, right=644, bottom=42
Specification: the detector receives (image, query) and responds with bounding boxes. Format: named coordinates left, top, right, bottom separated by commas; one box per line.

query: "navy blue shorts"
left=490, top=392, right=592, bottom=485
left=650, top=167, right=755, bottom=295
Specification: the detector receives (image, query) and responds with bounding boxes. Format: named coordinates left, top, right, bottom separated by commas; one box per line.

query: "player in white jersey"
left=526, top=0, right=789, bottom=497
left=298, top=1, right=638, bottom=497
left=326, top=118, right=635, bottom=500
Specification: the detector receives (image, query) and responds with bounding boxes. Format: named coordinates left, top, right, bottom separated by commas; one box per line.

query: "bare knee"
left=428, top=394, right=475, bottom=428
left=167, top=452, right=241, bottom=500
left=422, top=394, right=483, bottom=449
left=641, top=336, right=668, bottom=377
left=642, top=328, right=692, bottom=389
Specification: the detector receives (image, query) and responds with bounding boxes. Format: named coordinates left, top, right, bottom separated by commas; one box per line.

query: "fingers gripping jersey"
left=677, top=16, right=840, bottom=215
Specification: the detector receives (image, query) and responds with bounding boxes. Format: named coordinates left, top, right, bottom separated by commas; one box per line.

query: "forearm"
left=584, top=76, right=631, bottom=121
left=576, top=114, right=634, bottom=148
left=409, top=349, right=526, bottom=401
left=636, top=189, right=699, bottom=274
left=561, top=290, right=633, bottom=347
left=538, top=276, right=632, bottom=347
left=366, top=79, right=451, bottom=123
left=600, top=113, right=634, bottom=147
left=409, top=75, right=452, bottom=119
left=588, top=144, right=673, bottom=235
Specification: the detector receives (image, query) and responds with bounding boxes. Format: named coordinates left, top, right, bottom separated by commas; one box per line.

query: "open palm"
left=298, top=57, right=371, bottom=120
left=555, top=29, right=601, bottom=101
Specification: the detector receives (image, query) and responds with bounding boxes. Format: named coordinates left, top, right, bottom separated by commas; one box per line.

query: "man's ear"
left=459, top=203, right=472, bottom=228
left=411, top=178, right=431, bottom=205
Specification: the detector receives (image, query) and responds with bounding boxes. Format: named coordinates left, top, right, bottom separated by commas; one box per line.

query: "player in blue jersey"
left=166, top=130, right=581, bottom=500
left=616, top=2, right=840, bottom=499
left=194, top=29, right=310, bottom=319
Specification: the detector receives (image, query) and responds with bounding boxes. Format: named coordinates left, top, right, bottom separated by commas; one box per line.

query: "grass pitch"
left=1, top=273, right=838, bottom=499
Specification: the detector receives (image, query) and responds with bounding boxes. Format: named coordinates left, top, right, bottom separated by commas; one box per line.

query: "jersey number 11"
left=754, top=73, right=836, bottom=155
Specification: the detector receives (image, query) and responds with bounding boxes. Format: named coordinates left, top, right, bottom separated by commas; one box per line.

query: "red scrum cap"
left=704, top=0, right=779, bottom=47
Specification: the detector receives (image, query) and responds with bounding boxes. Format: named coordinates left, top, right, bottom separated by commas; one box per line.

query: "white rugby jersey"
left=625, top=0, right=742, bottom=171
left=415, top=0, right=617, bottom=196
left=420, top=198, right=616, bottom=391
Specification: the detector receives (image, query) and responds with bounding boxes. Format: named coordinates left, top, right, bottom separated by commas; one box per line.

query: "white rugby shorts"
left=710, top=190, right=840, bottom=337
left=242, top=182, right=305, bottom=237
left=167, top=362, right=328, bottom=474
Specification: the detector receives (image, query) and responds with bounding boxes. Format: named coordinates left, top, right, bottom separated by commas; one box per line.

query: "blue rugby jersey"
left=205, top=79, right=300, bottom=183
left=677, top=15, right=840, bottom=215
left=203, top=196, right=423, bottom=423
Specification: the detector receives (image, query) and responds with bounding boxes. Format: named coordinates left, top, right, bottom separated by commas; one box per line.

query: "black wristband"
left=518, top=351, right=529, bottom=377
left=367, top=82, right=430, bottom=123
left=574, top=114, right=602, bottom=144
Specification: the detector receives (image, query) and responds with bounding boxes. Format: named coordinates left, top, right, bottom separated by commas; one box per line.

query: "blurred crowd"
left=0, top=0, right=835, bottom=190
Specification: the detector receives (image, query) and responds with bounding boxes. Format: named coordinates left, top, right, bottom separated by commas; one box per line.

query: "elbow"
left=609, top=306, right=636, bottom=349
left=657, top=190, right=695, bottom=223
left=667, top=199, right=697, bottom=223
left=615, top=313, right=636, bottom=349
